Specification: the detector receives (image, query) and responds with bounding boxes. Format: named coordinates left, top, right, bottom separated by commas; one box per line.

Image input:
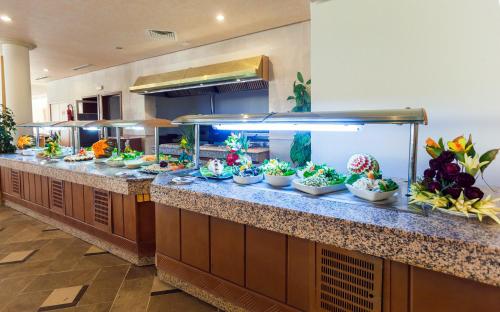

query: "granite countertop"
left=151, top=174, right=500, bottom=287
left=0, top=154, right=154, bottom=195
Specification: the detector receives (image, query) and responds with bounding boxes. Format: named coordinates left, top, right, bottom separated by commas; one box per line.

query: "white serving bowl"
left=292, top=179, right=346, bottom=195
left=106, top=160, right=125, bottom=167
left=124, top=159, right=144, bottom=169
left=233, top=174, right=263, bottom=185
left=346, top=184, right=398, bottom=201
left=264, top=174, right=294, bottom=187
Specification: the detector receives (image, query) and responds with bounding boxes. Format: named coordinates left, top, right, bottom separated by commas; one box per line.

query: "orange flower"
left=448, top=136, right=467, bottom=153
left=425, top=138, right=439, bottom=148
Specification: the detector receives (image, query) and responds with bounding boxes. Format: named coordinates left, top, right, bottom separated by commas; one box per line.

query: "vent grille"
left=317, top=245, right=382, bottom=312
left=10, top=170, right=21, bottom=196
left=93, top=189, right=111, bottom=230
left=50, top=180, right=64, bottom=212
left=146, top=29, right=177, bottom=41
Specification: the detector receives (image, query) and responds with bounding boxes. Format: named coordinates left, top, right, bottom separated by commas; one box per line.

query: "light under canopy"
left=212, top=123, right=361, bottom=132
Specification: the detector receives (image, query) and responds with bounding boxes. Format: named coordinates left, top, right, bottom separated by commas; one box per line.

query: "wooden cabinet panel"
left=383, top=260, right=409, bottom=312
left=22, top=171, right=29, bottom=200
left=83, top=185, right=94, bottom=225
left=410, top=266, right=500, bottom=312
left=28, top=173, right=36, bottom=203
left=0, top=167, right=6, bottom=193
left=34, top=174, right=43, bottom=205
left=71, top=183, right=85, bottom=221
left=50, top=179, right=65, bottom=215
left=41, top=176, right=50, bottom=208
left=112, top=193, right=124, bottom=236
left=64, top=181, right=73, bottom=217
left=246, top=226, right=287, bottom=302
left=123, top=194, right=137, bottom=241
left=181, top=210, right=210, bottom=272
left=155, top=204, right=180, bottom=260
left=210, top=218, right=245, bottom=286
left=287, top=236, right=315, bottom=311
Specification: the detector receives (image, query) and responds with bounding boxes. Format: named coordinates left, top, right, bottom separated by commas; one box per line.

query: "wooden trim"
left=157, top=252, right=301, bottom=312
left=1, top=56, right=6, bottom=111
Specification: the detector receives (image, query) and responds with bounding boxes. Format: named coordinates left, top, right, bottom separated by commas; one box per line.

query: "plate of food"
left=231, top=156, right=263, bottom=185
left=124, top=159, right=144, bottom=169
left=64, top=149, right=94, bottom=162
left=293, top=164, right=346, bottom=195
left=199, top=159, right=233, bottom=179
left=141, top=155, right=157, bottom=166
left=106, top=155, right=125, bottom=167
left=345, top=171, right=399, bottom=201
left=37, top=133, right=66, bottom=159
left=262, top=159, right=296, bottom=187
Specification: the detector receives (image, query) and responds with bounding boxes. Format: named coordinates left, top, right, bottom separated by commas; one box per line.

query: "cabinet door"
left=155, top=204, right=180, bottom=260
left=180, top=210, right=210, bottom=272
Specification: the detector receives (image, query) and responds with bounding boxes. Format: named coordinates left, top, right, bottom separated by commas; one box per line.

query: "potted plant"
left=288, top=72, right=311, bottom=167
left=262, top=159, right=296, bottom=187
left=410, top=135, right=500, bottom=223
left=0, top=108, right=17, bottom=154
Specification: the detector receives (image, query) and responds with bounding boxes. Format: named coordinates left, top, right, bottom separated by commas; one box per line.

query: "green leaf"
left=306, top=79, right=311, bottom=85
left=438, top=138, right=445, bottom=149
left=455, top=152, right=465, bottom=163
left=479, top=149, right=499, bottom=173
left=297, top=72, right=304, bottom=83
left=466, top=134, right=476, bottom=157
left=286, top=96, right=295, bottom=101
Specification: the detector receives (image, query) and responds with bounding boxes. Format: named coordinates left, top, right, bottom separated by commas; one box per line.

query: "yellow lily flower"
left=426, top=138, right=440, bottom=148
left=447, top=136, right=467, bottom=153
left=459, top=154, right=489, bottom=176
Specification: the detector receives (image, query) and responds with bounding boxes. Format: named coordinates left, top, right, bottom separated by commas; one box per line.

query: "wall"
left=311, top=0, right=500, bottom=184
left=47, top=21, right=311, bottom=158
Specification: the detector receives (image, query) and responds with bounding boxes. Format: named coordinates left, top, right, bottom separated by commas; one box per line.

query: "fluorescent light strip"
left=213, top=123, right=361, bottom=132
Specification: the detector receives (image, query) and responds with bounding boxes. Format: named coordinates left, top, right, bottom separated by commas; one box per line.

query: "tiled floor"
left=0, top=204, right=218, bottom=312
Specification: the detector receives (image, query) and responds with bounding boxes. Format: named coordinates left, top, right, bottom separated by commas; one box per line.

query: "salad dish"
left=293, top=163, right=346, bottom=195
left=199, top=159, right=233, bottom=179
left=37, top=133, right=66, bottom=159
left=346, top=171, right=399, bottom=201
left=140, top=159, right=192, bottom=174
left=262, top=159, right=296, bottom=187
left=232, top=156, right=263, bottom=185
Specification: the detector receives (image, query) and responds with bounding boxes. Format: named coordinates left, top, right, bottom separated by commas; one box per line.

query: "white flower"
left=459, top=154, right=489, bottom=177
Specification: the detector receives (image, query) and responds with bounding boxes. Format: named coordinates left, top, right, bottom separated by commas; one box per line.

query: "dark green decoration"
left=0, top=108, right=17, bottom=153
left=288, top=72, right=311, bottom=166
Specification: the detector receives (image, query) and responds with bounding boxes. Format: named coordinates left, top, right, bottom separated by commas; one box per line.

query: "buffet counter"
left=0, top=154, right=156, bottom=265
left=151, top=174, right=500, bottom=312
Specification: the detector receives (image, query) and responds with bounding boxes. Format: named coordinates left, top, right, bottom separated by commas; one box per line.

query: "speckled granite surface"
left=151, top=174, right=500, bottom=287
left=0, top=154, right=153, bottom=195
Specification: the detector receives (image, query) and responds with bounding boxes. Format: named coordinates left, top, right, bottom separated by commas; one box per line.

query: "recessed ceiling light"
left=115, top=46, right=123, bottom=50
left=43, top=68, right=49, bottom=72
left=216, top=14, right=225, bottom=22
left=0, top=15, right=12, bottom=23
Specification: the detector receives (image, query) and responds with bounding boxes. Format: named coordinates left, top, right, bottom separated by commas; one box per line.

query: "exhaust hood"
left=129, top=55, right=269, bottom=97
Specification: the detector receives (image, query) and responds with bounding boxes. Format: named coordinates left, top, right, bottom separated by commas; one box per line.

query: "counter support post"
left=154, top=126, right=160, bottom=163
left=194, top=124, right=200, bottom=169
left=408, top=123, right=419, bottom=193
left=75, top=126, right=81, bottom=152
left=116, top=127, right=121, bottom=154
left=35, top=127, right=40, bottom=148
left=69, top=127, right=75, bottom=155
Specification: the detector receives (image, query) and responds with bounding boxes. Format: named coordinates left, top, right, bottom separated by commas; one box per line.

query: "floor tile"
left=78, top=265, right=129, bottom=306
left=150, top=276, right=176, bottom=296
left=2, top=290, right=53, bottom=312
left=23, top=268, right=99, bottom=293
left=39, top=285, right=88, bottom=311
left=0, top=249, right=37, bottom=264
left=0, top=275, right=36, bottom=310
left=85, top=245, right=108, bottom=256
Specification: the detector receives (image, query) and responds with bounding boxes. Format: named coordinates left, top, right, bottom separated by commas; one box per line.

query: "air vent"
left=93, top=189, right=111, bottom=232
left=146, top=29, right=177, bottom=41
left=72, top=64, right=93, bottom=71
left=50, top=179, right=65, bottom=214
left=10, top=170, right=21, bottom=197
left=317, top=244, right=383, bottom=312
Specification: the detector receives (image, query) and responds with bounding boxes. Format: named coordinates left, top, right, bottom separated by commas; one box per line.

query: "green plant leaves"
left=297, top=72, right=304, bottom=83
left=479, top=149, right=499, bottom=173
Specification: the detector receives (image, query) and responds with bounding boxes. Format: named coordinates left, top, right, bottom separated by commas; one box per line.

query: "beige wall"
left=311, top=0, right=500, bottom=184
left=47, top=21, right=311, bottom=157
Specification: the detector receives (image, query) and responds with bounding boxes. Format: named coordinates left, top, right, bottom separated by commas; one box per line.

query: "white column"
left=2, top=42, right=34, bottom=134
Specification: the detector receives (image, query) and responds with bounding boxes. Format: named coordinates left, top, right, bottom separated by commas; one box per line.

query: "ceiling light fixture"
left=115, top=46, right=123, bottom=50
left=43, top=68, right=49, bottom=72
left=71, top=64, right=93, bottom=71
left=216, top=14, right=225, bottom=22
left=0, top=15, right=12, bottom=23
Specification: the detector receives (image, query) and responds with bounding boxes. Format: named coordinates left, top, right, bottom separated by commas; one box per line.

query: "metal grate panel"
left=50, top=179, right=65, bottom=215
left=317, top=245, right=382, bottom=312
left=10, top=170, right=21, bottom=197
left=93, top=189, right=111, bottom=228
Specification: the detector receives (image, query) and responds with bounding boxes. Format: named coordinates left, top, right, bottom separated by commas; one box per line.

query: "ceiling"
left=0, top=0, right=310, bottom=85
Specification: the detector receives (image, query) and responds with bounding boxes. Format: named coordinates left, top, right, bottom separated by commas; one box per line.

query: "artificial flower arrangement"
left=345, top=154, right=399, bottom=201
left=262, top=159, right=296, bottom=187
left=293, top=162, right=347, bottom=195
left=410, top=135, right=500, bottom=223
left=224, top=132, right=249, bottom=166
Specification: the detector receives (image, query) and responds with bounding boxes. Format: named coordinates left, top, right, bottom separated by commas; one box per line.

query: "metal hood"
left=129, top=55, right=269, bottom=96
